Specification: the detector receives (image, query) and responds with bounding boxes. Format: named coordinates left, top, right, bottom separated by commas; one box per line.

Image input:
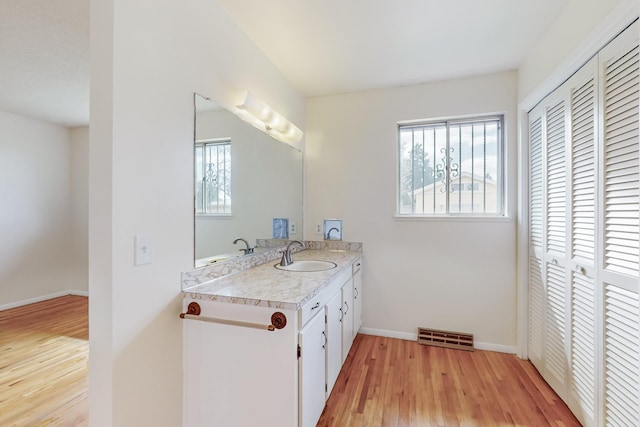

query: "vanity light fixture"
left=236, top=91, right=304, bottom=145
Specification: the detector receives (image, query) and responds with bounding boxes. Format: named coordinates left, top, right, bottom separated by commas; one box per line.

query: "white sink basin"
left=274, top=260, right=337, bottom=272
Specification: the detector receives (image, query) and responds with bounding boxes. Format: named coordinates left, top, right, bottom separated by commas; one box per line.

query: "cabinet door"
left=341, top=278, right=354, bottom=363
left=325, top=291, right=342, bottom=398
left=353, top=261, right=363, bottom=339
left=299, top=310, right=327, bottom=427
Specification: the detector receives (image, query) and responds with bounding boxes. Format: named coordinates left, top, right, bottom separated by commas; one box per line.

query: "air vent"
left=417, top=327, right=474, bottom=351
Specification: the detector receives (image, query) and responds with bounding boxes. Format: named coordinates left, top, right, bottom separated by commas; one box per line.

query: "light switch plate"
left=134, top=235, right=153, bottom=266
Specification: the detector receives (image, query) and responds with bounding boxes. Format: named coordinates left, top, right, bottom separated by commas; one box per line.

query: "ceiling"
left=0, top=0, right=89, bottom=127
left=218, top=0, right=568, bottom=97
left=0, top=0, right=566, bottom=127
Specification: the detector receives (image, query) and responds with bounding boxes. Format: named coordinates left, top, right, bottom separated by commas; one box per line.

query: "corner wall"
left=70, top=127, right=89, bottom=295
left=305, top=71, right=519, bottom=351
left=0, top=110, right=85, bottom=308
left=88, top=0, right=305, bottom=425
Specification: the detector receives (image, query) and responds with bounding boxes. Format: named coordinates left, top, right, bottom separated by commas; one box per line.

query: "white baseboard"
left=359, top=327, right=517, bottom=355
left=359, top=327, right=416, bottom=341
left=0, top=290, right=88, bottom=311
left=473, top=342, right=517, bottom=354
left=69, top=289, right=89, bottom=297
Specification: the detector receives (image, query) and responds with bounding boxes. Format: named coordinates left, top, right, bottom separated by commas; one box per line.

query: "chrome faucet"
left=233, top=238, right=254, bottom=255
left=279, top=240, right=305, bottom=266
left=325, top=227, right=340, bottom=240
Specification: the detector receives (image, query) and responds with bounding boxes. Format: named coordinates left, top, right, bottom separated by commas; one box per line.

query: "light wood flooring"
left=1, top=296, right=581, bottom=426
left=0, top=295, right=88, bottom=427
left=319, top=334, right=582, bottom=426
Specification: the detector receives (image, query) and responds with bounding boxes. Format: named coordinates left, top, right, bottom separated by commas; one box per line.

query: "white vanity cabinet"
left=325, top=256, right=362, bottom=397
left=183, top=303, right=299, bottom=427
left=182, top=252, right=363, bottom=427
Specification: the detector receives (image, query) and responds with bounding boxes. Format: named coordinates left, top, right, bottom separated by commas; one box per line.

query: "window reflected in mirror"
left=195, top=139, right=231, bottom=215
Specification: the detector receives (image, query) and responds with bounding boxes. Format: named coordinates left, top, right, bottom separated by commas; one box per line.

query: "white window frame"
left=396, top=114, right=506, bottom=218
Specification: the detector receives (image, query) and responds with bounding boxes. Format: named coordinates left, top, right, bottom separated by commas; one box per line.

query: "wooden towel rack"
left=179, top=302, right=287, bottom=331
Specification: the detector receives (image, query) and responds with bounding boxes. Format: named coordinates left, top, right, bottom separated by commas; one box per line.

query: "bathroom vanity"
left=182, top=248, right=363, bottom=427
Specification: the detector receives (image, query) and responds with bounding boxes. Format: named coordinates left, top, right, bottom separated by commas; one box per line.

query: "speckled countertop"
left=182, top=249, right=361, bottom=310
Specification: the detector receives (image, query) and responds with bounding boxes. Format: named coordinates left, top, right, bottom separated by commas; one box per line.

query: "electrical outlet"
left=315, top=224, right=322, bottom=234
left=289, top=221, right=296, bottom=234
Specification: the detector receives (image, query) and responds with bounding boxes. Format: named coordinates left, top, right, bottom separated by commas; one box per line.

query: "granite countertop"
left=182, top=249, right=361, bottom=310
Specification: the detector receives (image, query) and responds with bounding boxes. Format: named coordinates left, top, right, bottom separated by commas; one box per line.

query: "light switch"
left=135, top=235, right=153, bottom=266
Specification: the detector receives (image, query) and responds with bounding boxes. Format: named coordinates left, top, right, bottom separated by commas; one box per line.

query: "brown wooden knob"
left=186, top=302, right=201, bottom=316
left=271, top=312, right=287, bottom=329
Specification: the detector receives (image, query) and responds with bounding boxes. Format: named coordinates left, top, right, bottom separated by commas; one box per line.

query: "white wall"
left=305, top=71, right=519, bottom=351
left=88, top=0, right=305, bottom=425
left=0, top=110, right=87, bottom=308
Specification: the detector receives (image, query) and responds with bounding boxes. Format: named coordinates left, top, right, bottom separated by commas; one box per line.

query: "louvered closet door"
left=526, top=21, right=640, bottom=427
left=598, top=22, right=640, bottom=427
left=528, top=106, right=545, bottom=369
left=566, top=56, right=599, bottom=427
left=543, top=90, right=570, bottom=393
left=527, top=90, right=571, bottom=395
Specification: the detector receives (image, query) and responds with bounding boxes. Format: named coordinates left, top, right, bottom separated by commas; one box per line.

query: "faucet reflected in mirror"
left=325, top=228, right=339, bottom=240
left=233, top=238, right=254, bottom=255
left=193, top=93, right=304, bottom=267
left=323, top=219, right=343, bottom=241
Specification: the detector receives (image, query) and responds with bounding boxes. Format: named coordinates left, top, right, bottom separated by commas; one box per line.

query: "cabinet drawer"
left=299, top=267, right=350, bottom=327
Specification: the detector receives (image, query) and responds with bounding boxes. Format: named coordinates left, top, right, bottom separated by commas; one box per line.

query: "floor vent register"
left=417, top=327, right=474, bottom=351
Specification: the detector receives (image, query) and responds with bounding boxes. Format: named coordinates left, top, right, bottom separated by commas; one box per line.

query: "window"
left=195, top=139, right=231, bottom=215
left=398, top=115, right=504, bottom=216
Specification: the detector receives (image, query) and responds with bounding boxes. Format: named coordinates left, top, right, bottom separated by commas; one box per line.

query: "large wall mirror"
left=194, top=93, right=303, bottom=267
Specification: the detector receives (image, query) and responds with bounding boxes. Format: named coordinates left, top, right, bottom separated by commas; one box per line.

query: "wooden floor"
left=1, top=297, right=581, bottom=427
left=0, top=296, right=88, bottom=427
left=319, top=334, right=582, bottom=427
